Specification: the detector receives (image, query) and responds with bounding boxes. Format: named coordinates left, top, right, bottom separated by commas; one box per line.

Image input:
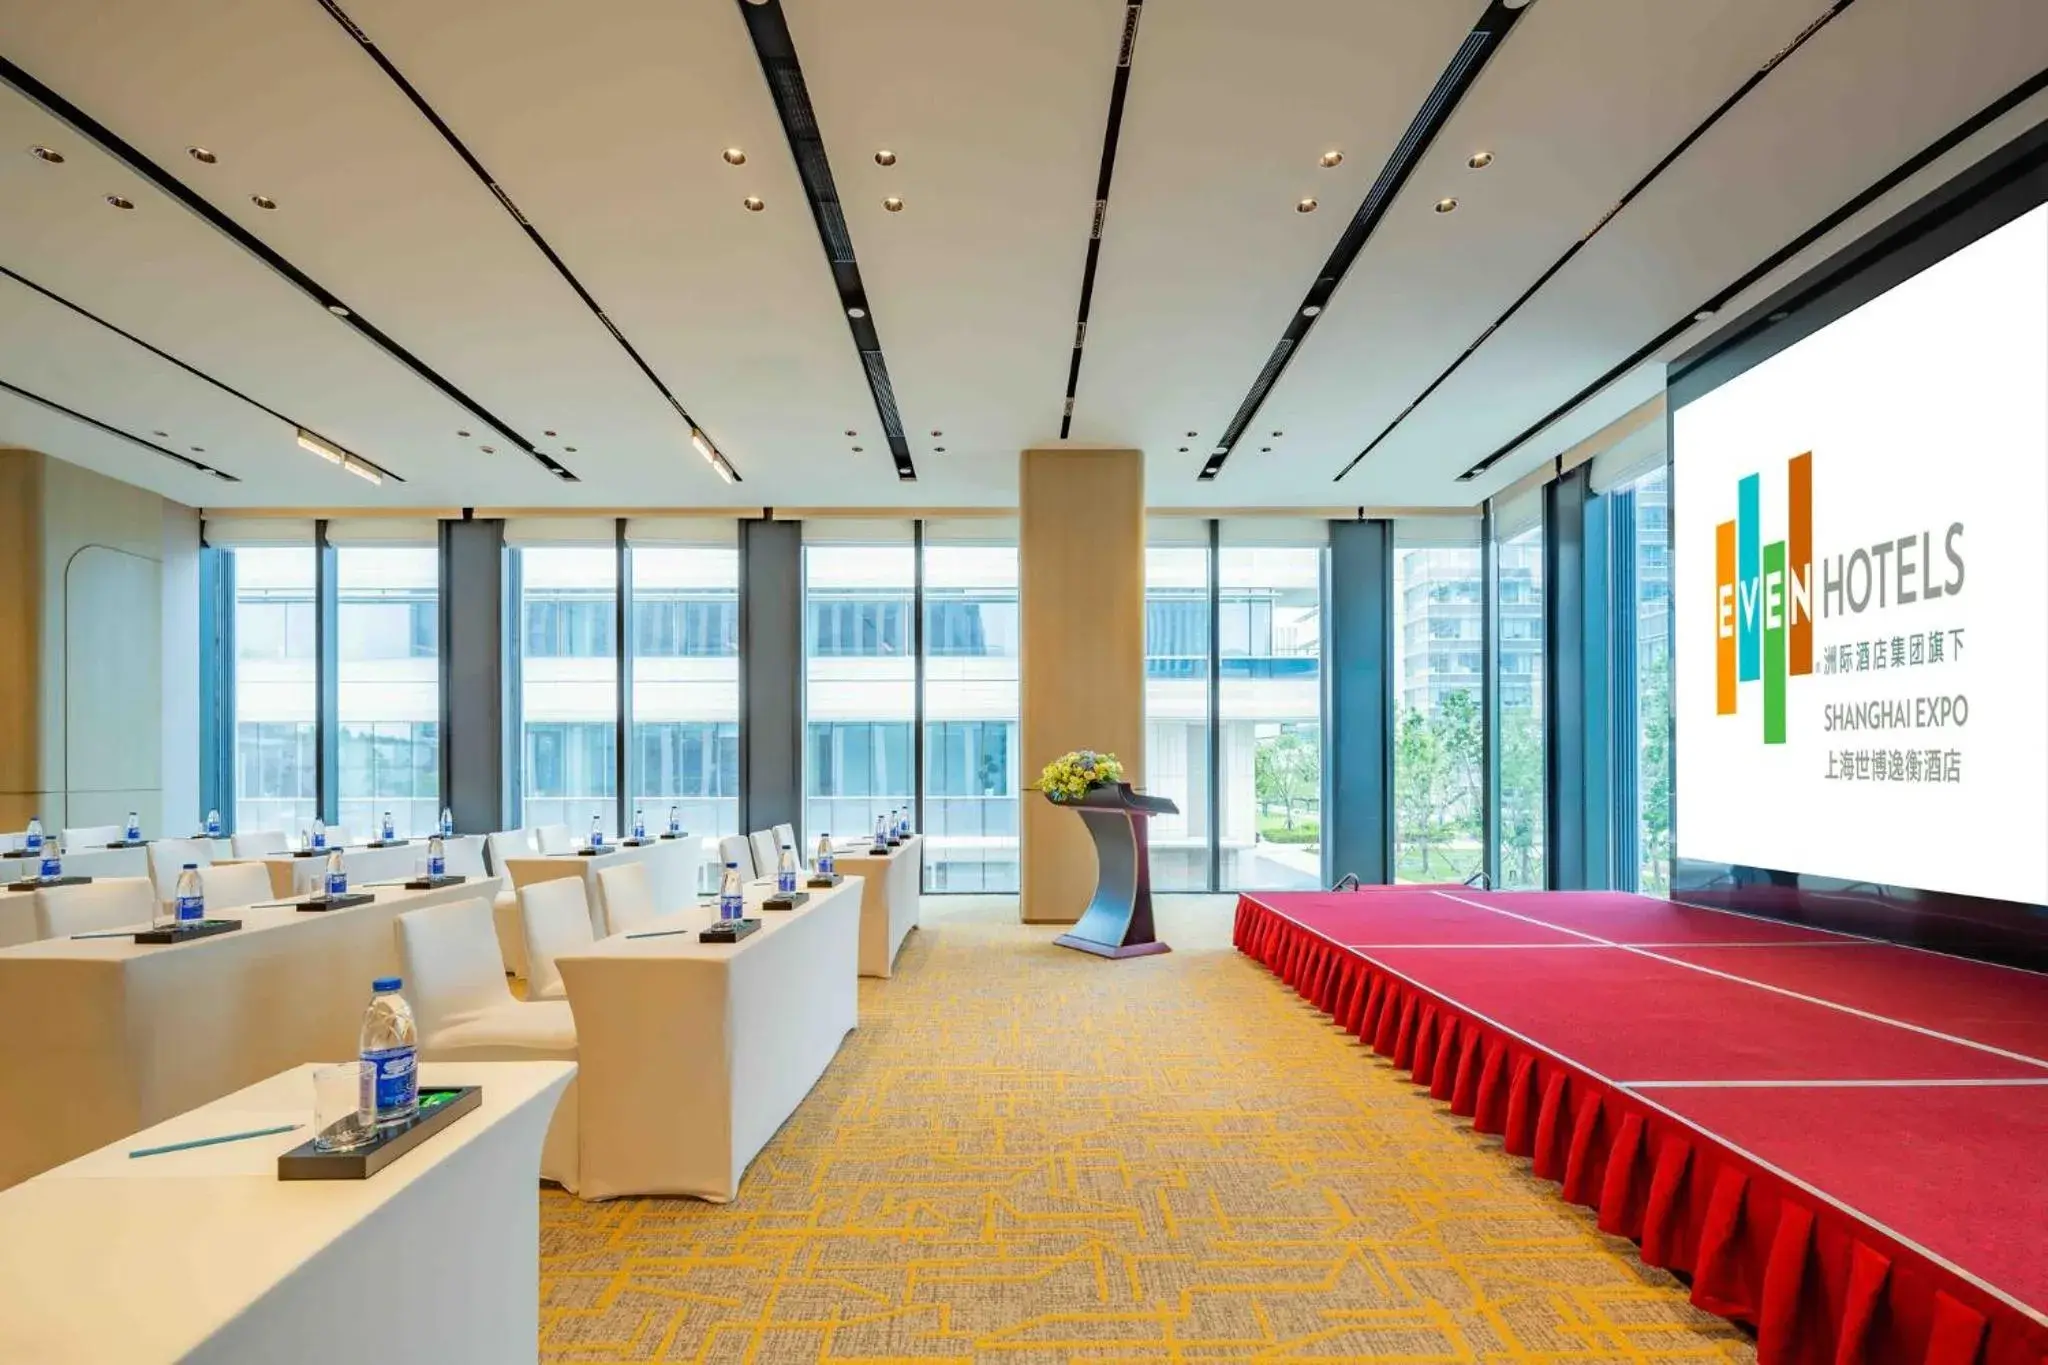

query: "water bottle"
left=588, top=814, right=604, bottom=850
left=23, top=818, right=42, bottom=855
left=124, top=810, right=142, bottom=842
left=205, top=808, right=222, bottom=838
left=174, top=864, right=204, bottom=923
left=718, top=861, right=744, bottom=921
left=38, top=848, right=61, bottom=883
left=325, top=848, right=347, bottom=898
left=667, top=805, right=681, bottom=836
left=439, top=807, right=454, bottom=838
left=874, top=815, right=887, bottom=847
left=897, top=808, right=911, bottom=837
left=815, top=834, right=834, bottom=879
left=381, top=810, right=395, bottom=842
left=427, top=834, right=446, bottom=879
left=312, top=818, right=327, bottom=851
left=632, top=807, right=645, bottom=841
left=358, top=978, right=418, bottom=1129
left=777, top=844, right=798, bottom=896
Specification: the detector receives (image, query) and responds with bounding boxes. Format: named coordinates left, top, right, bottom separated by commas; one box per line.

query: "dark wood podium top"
left=1061, top=781, right=1179, bottom=817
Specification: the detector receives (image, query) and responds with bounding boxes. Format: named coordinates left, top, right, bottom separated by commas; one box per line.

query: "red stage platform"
left=1234, top=888, right=2048, bottom=1365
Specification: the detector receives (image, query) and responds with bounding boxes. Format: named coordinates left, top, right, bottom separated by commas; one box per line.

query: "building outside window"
left=1218, top=542, right=1325, bottom=890
left=803, top=539, right=915, bottom=856
left=232, top=545, right=317, bottom=835
left=1392, top=536, right=1483, bottom=883
left=1495, top=514, right=1546, bottom=889
left=1628, top=466, right=1673, bottom=892
left=516, top=544, right=617, bottom=836
left=1144, top=540, right=1211, bottom=890
left=336, top=545, right=439, bottom=839
left=921, top=538, right=1018, bottom=892
left=628, top=541, right=739, bottom=888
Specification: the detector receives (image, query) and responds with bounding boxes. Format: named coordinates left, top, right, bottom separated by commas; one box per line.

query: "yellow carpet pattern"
left=538, top=897, right=1754, bottom=1364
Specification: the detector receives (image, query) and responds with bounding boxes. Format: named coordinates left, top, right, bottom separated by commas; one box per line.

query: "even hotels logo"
left=1715, top=452, right=1812, bottom=744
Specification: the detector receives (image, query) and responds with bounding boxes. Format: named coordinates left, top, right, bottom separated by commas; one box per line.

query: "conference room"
left=1, top=0, right=2044, bottom=1361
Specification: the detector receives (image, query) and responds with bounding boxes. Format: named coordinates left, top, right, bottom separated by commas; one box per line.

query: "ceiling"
left=1, top=0, right=2045, bottom=512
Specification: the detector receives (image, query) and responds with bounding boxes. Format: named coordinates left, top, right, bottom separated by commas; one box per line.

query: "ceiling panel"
left=783, top=0, right=1125, bottom=498
left=0, top=389, right=232, bottom=505
left=1069, top=0, right=1489, bottom=489
left=1367, top=0, right=2048, bottom=503
left=0, top=83, right=545, bottom=505
left=1255, top=0, right=1824, bottom=503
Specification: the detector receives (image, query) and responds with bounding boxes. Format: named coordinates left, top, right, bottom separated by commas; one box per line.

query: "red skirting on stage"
left=1234, top=887, right=2048, bottom=1365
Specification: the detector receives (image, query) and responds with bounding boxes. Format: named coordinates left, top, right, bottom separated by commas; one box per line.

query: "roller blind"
left=1219, top=516, right=1330, bottom=547
left=1491, top=461, right=1553, bottom=542
left=1589, top=418, right=1669, bottom=494
left=501, top=517, right=617, bottom=547
left=1393, top=514, right=1483, bottom=548
left=202, top=517, right=316, bottom=547
left=320, top=517, right=440, bottom=546
left=1145, top=516, right=1211, bottom=546
left=922, top=516, right=1017, bottom=545
left=800, top=518, right=914, bottom=544
left=623, top=516, right=739, bottom=546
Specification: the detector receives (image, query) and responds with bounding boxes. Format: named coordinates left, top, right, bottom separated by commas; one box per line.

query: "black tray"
left=699, top=917, right=761, bottom=943
left=101, top=839, right=150, bottom=849
left=658, top=832, right=689, bottom=840
left=289, top=848, right=331, bottom=859
left=762, top=890, right=810, bottom=911
left=402, top=874, right=466, bottom=891
left=575, top=847, right=607, bottom=857
left=293, top=892, right=375, bottom=912
left=6, top=875, right=91, bottom=891
left=277, top=1086, right=481, bottom=1181
left=135, top=918, right=241, bottom=944
left=806, top=873, right=844, bottom=888
left=365, top=838, right=411, bottom=849
left=868, top=844, right=891, bottom=856
left=618, top=837, right=654, bottom=847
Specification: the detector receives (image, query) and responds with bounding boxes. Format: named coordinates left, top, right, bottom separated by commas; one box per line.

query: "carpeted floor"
left=538, top=895, right=1754, bottom=1364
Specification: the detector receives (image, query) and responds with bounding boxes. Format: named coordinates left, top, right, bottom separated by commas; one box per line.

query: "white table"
left=825, top=834, right=923, bottom=978
left=0, top=845, right=149, bottom=883
left=235, top=836, right=487, bottom=899
left=555, top=873, right=861, bottom=1201
left=0, top=876, right=501, bottom=1189
left=0, top=1060, right=574, bottom=1364
left=502, top=836, right=703, bottom=949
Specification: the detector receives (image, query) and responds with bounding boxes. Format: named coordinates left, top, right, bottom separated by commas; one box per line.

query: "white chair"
left=535, top=824, right=576, bottom=855
left=198, top=862, right=277, bottom=910
left=61, top=824, right=125, bottom=851
left=148, top=837, right=215, bottom=899
left=747, top=830, right=777, bottom=880
left=483, top=829, right=535, bottom=877
left=395, top=898, right=579, bottom=1189
left=717, top=833, right=754, bottom=880
left=230, top=830, right=289, bottom=857
left=33, top=877, right=157, bottom=940
left=485, top=830, right=539, bottom=976
left=595, top=861, right=663, bottom=936
left=324, top=827, right=354, bottom=849
left=772, top=823, right=797, bottom=858
left=443, top=836, right=488, bottom=878
left=517, top=879, right=596, bottom=1002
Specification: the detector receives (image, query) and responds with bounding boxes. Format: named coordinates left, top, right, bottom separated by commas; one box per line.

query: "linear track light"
left=341, top=457, right=382, bottom=485
left=296, top=427, right=346, bottom=465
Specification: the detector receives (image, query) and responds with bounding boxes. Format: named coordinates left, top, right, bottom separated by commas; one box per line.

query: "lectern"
left=1049, top=782, right=1177, bottom=958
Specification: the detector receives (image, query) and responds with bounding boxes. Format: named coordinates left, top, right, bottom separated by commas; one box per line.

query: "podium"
left=1049, top=782, right=1177, bottom=959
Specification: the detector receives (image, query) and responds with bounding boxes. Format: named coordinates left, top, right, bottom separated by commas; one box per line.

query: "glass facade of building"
left=337, top=546, right=439, bottom=839
left=1217, top=546, right=1323, bottom=890
left=1495, top=519, right=1547, bottom=890
left=1392, top=542, right=1483, bottom=883
left=803, top=542, right=916, bottom=862
left=232, top=546, right=318, bottom=836
left=516, top=546, right=618, bottom=837
left=629, top=544, right=740, bottom=886
left=921, top=543, right=1019, bottom=892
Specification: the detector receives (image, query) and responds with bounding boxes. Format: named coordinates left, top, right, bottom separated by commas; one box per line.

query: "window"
left=517, top=546, right=618, bottom=833
left=1629, top=466, right=1672, bottom=893
left=629, top=545, right=739, bottom=886
left=337, top=546, right=440, bottom=837
left=1145, top=546, right=1210, bottom=891
left=231, top=547, right=317, bottom=834
left=1393, top=544, right=1484, bottom=883
left=1496, top=520, right=1546, bottom=889
left=1219, top=545, right=1324, bottom=891
left=804, top=542, right=915, bottom=850
left=922, top=543, right=1019, bottom=892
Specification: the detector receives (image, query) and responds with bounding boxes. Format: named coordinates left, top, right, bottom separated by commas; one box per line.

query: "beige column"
left=0, top=452, right=42, bottom=830
left=1018, top=448, right=1145, bottom=923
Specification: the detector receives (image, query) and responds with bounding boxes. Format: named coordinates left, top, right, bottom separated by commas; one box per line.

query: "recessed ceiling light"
left=1296, top=197, right=1317, bottom=213
left=1694, top=308, right=1717, bottom=322
left=251, top=194, right=276, bottom=210
left=106, top=195, right=134, bottom=210
left=743, top=196, right=764, bottom=212
left=456, top=430, right=471, bottom=438
left=847, top=306, right=866, bottom=319
left=844, top=429, right=857, bottom=437
left=1260, top=446, right=1271, bottom=453
left=480, top=444, right=496, bottom=454
left=1185, top=430, right=1197, bottom=438
left=930, top=430, right=943, bottom=437
left=152, top=430, right=169, bottom=438
left=933, top=446, right=946, bottom=453
left=544, top=429, right=558, bottom=437
left=1302, top=304, right=1321, bottom=317
left=187, top=146, right=217, bottom=165
left=882, top=197, right=904, bottom=212
left=1435, top=197, right=1459, bottom=214
left=1467, top=151, right=1494, bottom=170
left=1178, top=446, right=1189, bottom=453
left=29, top=146, right=63, bottom=164
left=1319, top=150, right=1343, bottom=169
left=563, top=445, right=577, bottom=452
left=874, top=149, right=897, bottom=167
left=852, top=445, right=864, bottom=453
left=327, top=303, right=350, bottom=317
left=1768, top=310, right=1790, bottom=322
left=190, top=445, right=206, bottom=453
left=722, top=147, right=746, bottom=166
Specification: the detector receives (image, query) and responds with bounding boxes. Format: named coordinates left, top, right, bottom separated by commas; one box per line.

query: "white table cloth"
left=0, top=844, right=149, bottom=883
left=825, top=834, right=923, bottom=978
left=0, top=876, right=500, bottom=1189
left=501, top=836, right=703, bottom=956
left=555, top=874, right=861, bottom=1201
left=0, top=1059, right=573, bottom=1364
left=234, top=835, right=487, bottom=899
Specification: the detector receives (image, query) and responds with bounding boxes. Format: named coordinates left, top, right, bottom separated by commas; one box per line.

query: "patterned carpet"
left=538, top=896, right=1754, bottom=1364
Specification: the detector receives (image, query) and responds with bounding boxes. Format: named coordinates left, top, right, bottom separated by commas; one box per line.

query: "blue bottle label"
left=23, top=833, right=40, bottom=853
left=719, top=892, right=743, bottom=921
left=176, top=894, right=203, bottom=922
left=819, top=854, right=834, bottom=877
left=327, top=871, right=347, bottom=896
left=428, top=855, right=445, bottom=878
left=778, top=869, right=796, bottom=894
left=39, top=856, right=60, bottom=880
left=206, top=818, right=220, bottom=836
left=360, top=1045, right=417, bottom=1118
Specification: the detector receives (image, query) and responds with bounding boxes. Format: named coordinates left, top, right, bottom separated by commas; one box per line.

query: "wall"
left=0, top=452, right=41, bottom=830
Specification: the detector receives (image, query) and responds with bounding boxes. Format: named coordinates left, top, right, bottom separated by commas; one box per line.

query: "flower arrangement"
left=1037, top=749, right=1124, bottom=802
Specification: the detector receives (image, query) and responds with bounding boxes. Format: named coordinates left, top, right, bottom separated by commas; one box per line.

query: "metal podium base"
left=1053, top=932, right=1172, bottom=960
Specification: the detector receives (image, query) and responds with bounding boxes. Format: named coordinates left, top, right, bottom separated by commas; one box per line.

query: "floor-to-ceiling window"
left=803, top=534, right=914, bottom=853
left=1626, top=466, right=1672, bottom=892
left=1218, top=535, right=1326, bottom=891
left=1392, top=531, right=1484, bottom=883
left=921, top=529, right=1019, bottom=892
left=1144, top=531, right=1212, bottom=891
left=627, top=531, right=739, bottom=889
left=516, top=540, right=618, bottom=837
left=1494, top=504, right=1547, bottom=889
left=231, top=544, right=318, bottom=835
left=336, top=542, right=439, bottom=839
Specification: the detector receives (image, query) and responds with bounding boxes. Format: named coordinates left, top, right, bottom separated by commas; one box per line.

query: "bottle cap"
left=182, top=862, right=198, bottom=870
left=372, top=976, right=402, bottom=993
left=725, top=861, right=738, bottom=868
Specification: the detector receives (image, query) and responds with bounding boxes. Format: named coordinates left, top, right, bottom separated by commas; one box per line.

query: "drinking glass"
left=311, top=1062, right=375, bottom=1152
